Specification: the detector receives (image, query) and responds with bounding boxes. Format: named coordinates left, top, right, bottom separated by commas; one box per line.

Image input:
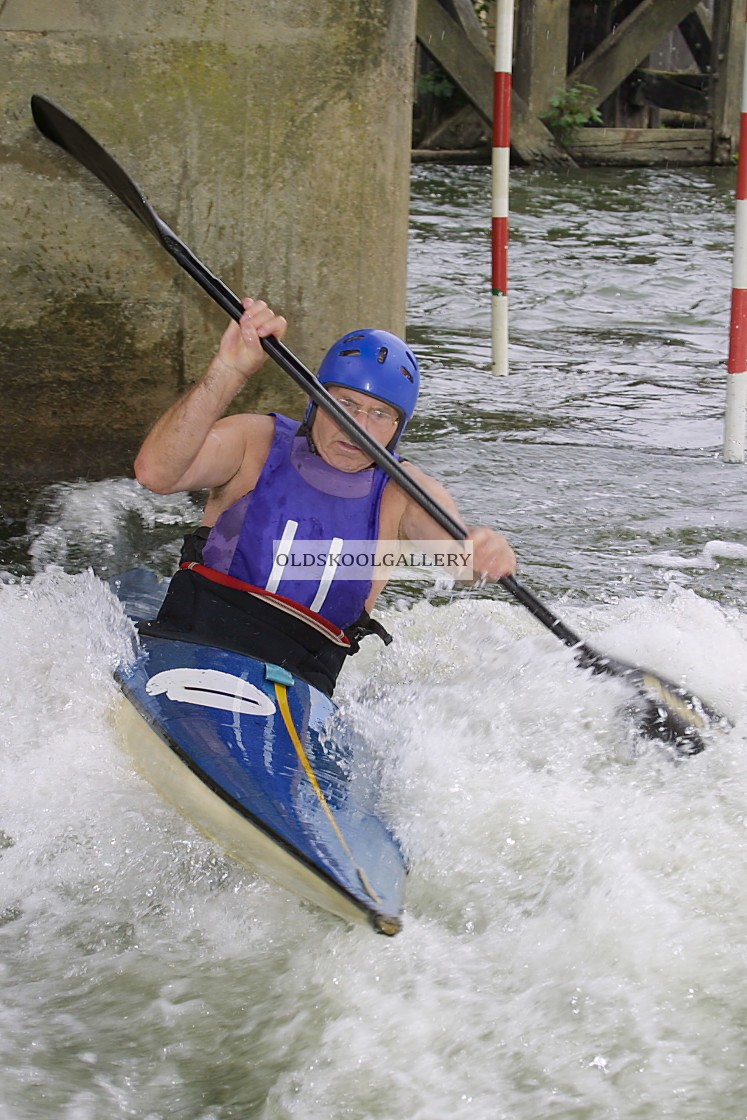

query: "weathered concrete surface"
left=0, top=1, right=417, bottom=483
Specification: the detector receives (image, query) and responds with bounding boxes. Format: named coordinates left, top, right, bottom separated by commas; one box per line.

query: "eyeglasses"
left=329, top=394, right=399, bottom=429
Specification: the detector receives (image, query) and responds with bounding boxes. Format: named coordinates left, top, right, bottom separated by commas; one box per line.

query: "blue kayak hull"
left=111, top=570, right=406, bottom=934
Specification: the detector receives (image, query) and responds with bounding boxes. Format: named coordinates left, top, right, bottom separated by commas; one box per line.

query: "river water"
left=1, top=163, right=747, bottom=1119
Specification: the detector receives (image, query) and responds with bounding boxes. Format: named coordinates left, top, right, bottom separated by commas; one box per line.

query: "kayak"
left=109, top=568, right=406, bottom=935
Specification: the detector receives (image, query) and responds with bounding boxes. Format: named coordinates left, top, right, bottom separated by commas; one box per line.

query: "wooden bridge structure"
left=416, top=0, right=745, bottom=166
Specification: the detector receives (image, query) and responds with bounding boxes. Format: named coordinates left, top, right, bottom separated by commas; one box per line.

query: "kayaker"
left=134, top=298, right=517, bottom=695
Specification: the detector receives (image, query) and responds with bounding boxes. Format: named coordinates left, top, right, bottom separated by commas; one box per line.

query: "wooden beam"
left=566, top=126, right=713, bottom=165
left=440, top=0, right=491, bottom=57
left=634, top=70, right=709, bottom=115
left=416, top=0, right=574, bottom=165
left=514, top=0, right=571, bottom=118
left=679, top=3, right=712, bottom=72
left=416, top=0, right=491, bottom=121
left=568, top=0, right=703, bottom=109
left=710, top=0, right=745, bottom=162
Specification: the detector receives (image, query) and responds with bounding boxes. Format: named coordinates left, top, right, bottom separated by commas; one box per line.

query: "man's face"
left=311, top=388, right=399, bottom=472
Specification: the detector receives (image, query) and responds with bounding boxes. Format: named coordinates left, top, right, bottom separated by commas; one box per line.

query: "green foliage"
left=416, top=67, right=456, bottom=101
left=540, top=83, right=604, bottom=144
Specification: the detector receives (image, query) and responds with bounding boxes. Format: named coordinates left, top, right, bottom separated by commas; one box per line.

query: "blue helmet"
left=309, top=329, right=420, bottom=450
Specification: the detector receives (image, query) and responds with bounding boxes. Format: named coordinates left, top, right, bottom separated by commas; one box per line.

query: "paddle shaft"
left=27, top=95, right=616, bottom=664
left=31, top=95, right=728, bottom=755
left=164, top=233, right=468, bottom=534
left=169, top=226, right=588, bottom=650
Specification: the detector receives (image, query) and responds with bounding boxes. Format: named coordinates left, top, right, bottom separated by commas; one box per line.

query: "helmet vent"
left=376, top=347, right=388, bottom=364
left=339, top=348, right=361, bottom=357
left=400, top=366, right=414, bottom=382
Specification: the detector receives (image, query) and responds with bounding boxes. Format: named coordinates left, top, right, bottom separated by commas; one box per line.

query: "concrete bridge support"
left=0, top=1, right=417, bottom=484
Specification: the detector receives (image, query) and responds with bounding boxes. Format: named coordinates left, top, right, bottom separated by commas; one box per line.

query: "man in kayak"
left=134, top=298, right=516, bottom=695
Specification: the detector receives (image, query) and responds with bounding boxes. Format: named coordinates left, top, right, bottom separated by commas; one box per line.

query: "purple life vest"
left=201, top=414, right=392, bottom=628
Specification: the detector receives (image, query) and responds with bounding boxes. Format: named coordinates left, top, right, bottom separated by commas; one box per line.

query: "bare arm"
left=397, top=463, right=517, bottom=581
left=134, top=299, right=287, bottom=494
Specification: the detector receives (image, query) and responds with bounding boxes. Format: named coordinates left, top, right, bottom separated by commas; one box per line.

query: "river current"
left=1, top=163, right=746, bottom=1119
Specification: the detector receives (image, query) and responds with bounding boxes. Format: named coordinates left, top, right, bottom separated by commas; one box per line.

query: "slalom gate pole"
left=723, top=1, right=747, bottom=464
left=491, top=0, right=514, bottom=376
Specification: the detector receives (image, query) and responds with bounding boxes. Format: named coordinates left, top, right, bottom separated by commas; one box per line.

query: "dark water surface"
left=406, top=163, right=745, bottom=610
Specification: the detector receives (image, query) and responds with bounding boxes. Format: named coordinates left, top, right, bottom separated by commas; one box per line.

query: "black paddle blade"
left=501, top=577, right=728, bottom=757
left=31, top=95, right=249, bottom=325
left=577, top=647, right=726, bottom=757
left=29, top=96, right=730, bottom=761
left=29, top=95, right=475, bottom=527
left=31, top=95, right=164, bottom=243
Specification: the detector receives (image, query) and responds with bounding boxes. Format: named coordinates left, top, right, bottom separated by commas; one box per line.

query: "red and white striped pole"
left=724, top=2, right=747, bottom=463
left=491, top=0, right=514, bottom=376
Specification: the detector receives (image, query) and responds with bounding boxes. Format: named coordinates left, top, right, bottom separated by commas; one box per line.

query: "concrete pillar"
left=0, top=1, right=417, bottom=484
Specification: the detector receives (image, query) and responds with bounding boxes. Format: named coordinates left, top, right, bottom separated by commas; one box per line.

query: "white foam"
left=1, top=560, right=746, bottom=1119
left=26, top=478, right=200, bottom=578
left=640, top=538, right=747, bottom=571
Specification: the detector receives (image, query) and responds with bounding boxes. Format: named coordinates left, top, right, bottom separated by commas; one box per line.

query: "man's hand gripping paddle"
left=30, top=94, right=729, bottom=757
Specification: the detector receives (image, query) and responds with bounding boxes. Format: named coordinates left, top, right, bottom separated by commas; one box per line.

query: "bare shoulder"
left=393, top=459, right=454, bottom=504
left=215, top=412, right=275, bottom=464
left=380, top=459, right=460, bottom=541
left=204, top=413, right=276, bottom=519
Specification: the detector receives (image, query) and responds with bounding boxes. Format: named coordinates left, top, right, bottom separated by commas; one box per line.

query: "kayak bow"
left=111, top=568, right=406, bottom=935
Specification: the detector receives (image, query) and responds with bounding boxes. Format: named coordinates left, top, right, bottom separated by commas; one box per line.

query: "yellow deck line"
left=274, top=682, right=383, bottom=907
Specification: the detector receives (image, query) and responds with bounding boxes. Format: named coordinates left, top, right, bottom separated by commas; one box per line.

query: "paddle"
left=30, top=94, right=725, bottom=756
